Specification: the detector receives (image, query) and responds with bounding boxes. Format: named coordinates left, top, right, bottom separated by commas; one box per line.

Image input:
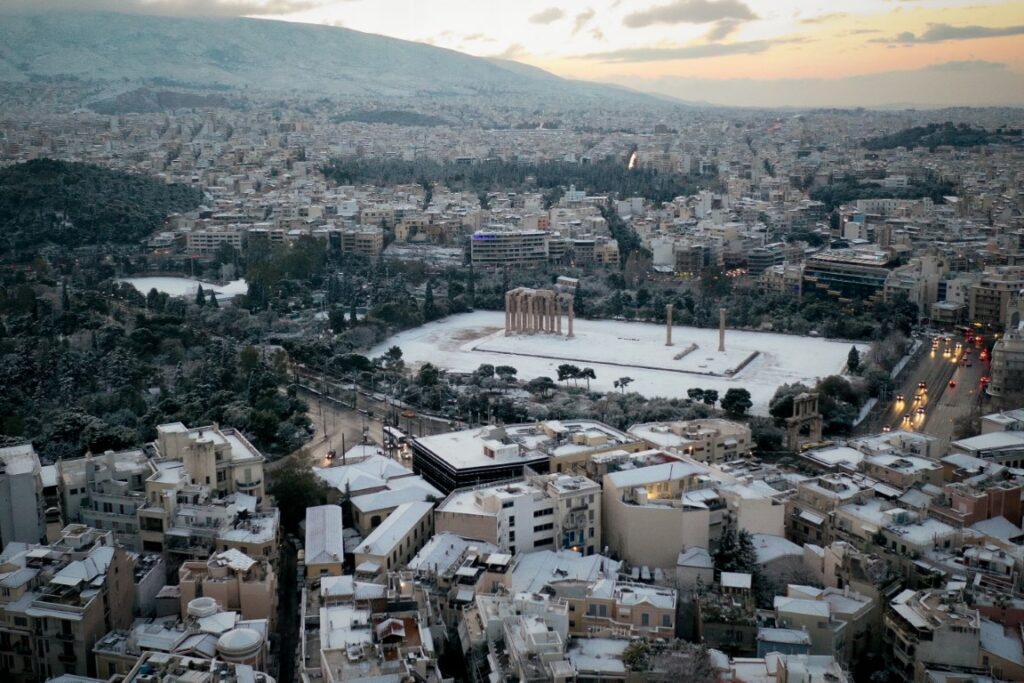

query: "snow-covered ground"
left=368, top=311, right=866, bottom=415
left=119, top=276, right=248, bottom=301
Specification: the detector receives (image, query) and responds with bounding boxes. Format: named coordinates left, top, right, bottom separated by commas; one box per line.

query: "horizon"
left=5, top=0, right=1024, bottom=108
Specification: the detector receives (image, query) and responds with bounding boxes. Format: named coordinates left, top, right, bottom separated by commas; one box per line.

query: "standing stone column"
left=718, top=307, right=726, bottom=352
left=567, top=298, right=575, bottom=338
left=666, top=304, right=674, bottom=346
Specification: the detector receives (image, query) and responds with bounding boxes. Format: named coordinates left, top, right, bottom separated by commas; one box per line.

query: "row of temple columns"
left=505, top=289, right=574, bottom=337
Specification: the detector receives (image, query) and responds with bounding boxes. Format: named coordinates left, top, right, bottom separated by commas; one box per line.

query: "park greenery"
left=862, top=122, right=1022, bottom=151
left=0, top=159, right=201, bottom=255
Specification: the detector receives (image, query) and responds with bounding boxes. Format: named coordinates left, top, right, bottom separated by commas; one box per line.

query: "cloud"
left=529, top=7, right=565, bottom=25
left=591, top=28, right=605, bottom=40
left=800, top=13, right=846, bottom=25
left=0, top=0, right=329, bottom=17
left=577, top=38, right=786, bottom=63
left=704, top=18, right=742, bottom=41
left=604, top=59, right=1022, bottom=108
left=624, top=0, right=757, bottom=29
left=494, top=43, right=529, bottom=59
left=463, top=33, right=495, bottom=43
left=877, top=23, right=1024, bottom=44
left=573, top=8, right=596, bottom=34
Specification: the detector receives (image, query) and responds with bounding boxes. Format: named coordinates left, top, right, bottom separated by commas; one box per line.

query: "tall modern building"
left=0, top=443, right=46, bottom=547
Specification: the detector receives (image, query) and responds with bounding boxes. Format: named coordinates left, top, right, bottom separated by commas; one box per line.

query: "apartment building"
left=153, top=423, right=266, bottom=504
left=119, top=652, right=275, bottom=683
left=628, top=418, right=753, bottom=463
left=178, top=549, right=277, bottom=626
left=969, top=266, right=1024, bottom=326
left=435, top=473, right=601, bottom=556
left=185, top=224, right=246, bottom=256
left=0, top=444, right=46, bottom=548
left=333, top=226, right=384, bottom=257
left=60, top=449, right=153, bottom=551
left=804, top=249, right=894, bottom=302
left=885, top=589, right=980, bottom=682
left=469, top=229, right=549, bottom=268
left=0, top=525, right=134, bottom=682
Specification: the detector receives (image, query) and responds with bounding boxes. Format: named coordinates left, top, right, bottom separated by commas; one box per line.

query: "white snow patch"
left=119, top=276, right=248, bottom=301
left=369, top=311, right=865, bottom=415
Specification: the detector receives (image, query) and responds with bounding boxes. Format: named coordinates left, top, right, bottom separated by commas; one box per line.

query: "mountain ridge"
left=0, top=11, right=671, bottom=108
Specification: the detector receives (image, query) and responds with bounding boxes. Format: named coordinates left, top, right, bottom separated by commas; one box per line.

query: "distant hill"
left=863, top=122, right=1023, bottom=151
left=0, top=159, right=201, bottom=253
left=89, top=88, right=243, bottom=114
left=0, top=12, right=662, bottom=107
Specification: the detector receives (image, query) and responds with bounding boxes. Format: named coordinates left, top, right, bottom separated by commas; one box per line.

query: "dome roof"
left=186, top=596, right=219, bottom=618
left=216, top=628, right=263, bottom=656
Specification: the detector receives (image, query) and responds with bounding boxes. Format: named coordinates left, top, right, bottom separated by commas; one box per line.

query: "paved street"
left=860, top=334, right=991, bottom=444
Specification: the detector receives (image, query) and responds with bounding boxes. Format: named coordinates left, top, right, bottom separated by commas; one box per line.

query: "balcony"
left=236, top=479, right=263, bottom=491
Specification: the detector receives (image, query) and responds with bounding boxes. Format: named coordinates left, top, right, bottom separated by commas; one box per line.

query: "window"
left=508, top=516, right=516, bottom=527
left=533, top=508, right=554, bottom=518
left=502, top=501, right=514, bottom=508
left=641, top=613, right=650, bottom=626
left=534, top=523, right=554, bottom=533
left=509, top=531, right=515, bottom=542
left=662, top=614, right=671, bottom=627
left=589, top=528, right=594, bottom=538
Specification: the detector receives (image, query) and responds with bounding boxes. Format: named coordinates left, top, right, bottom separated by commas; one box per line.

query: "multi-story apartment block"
left=0, top=444, right=46, bottom=547
left=178, top=549, right=278, bottom=627
left=60, top=449, right=153, bottom=550
left=470, top=229, right=549, bottom=268
left=152, top=423, right=266, bottom=504
left=0, top=525, right=134, bottom=682
left=969, top=266, right=1024, bottom=327
left=435, top=473, right=601, bottom=556
left=353, top=501, right=433, bottom=577
left=629, top=418, right=753, bottom=463
left=185, top=224, right=246, bottom=256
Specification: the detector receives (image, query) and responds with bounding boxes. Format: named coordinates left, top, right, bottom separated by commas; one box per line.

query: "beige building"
left=969, top=265, right=1024, bottom=326
left=154, top=422, right=266, bottom=503
left=628, top=418, right=753, bottom=463
left=303, top=505, right=345, bottom=578
left=353, top=501, right=433, bottom=576
left=0, top=525, right=134, bottom=682
left=602, top=459, right=714, bottom=568
left=178, top=549, right=277, bottom=626
left=435, top=473, right=601, bottom=556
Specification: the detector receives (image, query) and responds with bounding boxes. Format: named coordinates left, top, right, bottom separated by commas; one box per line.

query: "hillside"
left=0, top=12, right=657, bottom=106
left=0, top=159, right=201, bottom=254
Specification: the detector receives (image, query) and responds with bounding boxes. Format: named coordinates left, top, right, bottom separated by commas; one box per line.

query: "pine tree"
left=713, top=525, right=740, bottom=574
left=423, top=280, right=438, bottom=321
left=195, top=284, right=205, bottom=307
left=208, top=290, right=218, bottom=308
left=847, top=345, right=861, bottom=373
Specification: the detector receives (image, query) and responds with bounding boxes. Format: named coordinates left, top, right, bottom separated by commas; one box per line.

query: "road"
left=274, top=542, right=298, bottom=683
left=860, top=334, right=990, bottom=447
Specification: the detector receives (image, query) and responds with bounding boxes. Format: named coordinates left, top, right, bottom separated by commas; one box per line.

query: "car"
left=902, top=413, right=913, bottom=423
left=895, top=393, right=905, bottom=402
left=949, top=380, right=957, bottom=388
left=916, top=407, right=926, bottom=415
left=401, top=409, right=417, bottom=418
left=882, top=425, right=892, bottom=432
left=918, top=382, right=927, bottom=390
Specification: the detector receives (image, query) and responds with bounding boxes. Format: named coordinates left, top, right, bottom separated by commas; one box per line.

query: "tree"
left=847, top=345, right=861, bottom=373
left=268, top=449, right=327, bottom=532
left=526, top=376, right=556, bottom=397
left=194, top=283, right=206, bottom=307
left=495, top=365, right=518, bottom=383
left=208, top=290, right=218, bottom=308
left=614, top=376, right=634, bottom=393
left=423, top=280, right=439, bottom=321
left=720, top=388, right=753, bottom=418
left=417, top=363, right=440, bottom=387
left=687, top=387, right=705, bottom=402
left=579, top=367, right=596, bottom=390
left=328, top=307, right=347, bottom=333
left=239, top=345, right=260, bottom=374
left=702, top=389, right=719, bottom=407
left=557, top=364, right=581, bottom=386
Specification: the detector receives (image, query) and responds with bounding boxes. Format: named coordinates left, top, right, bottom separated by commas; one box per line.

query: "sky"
left=25, top=0, right=1024, bottom=107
